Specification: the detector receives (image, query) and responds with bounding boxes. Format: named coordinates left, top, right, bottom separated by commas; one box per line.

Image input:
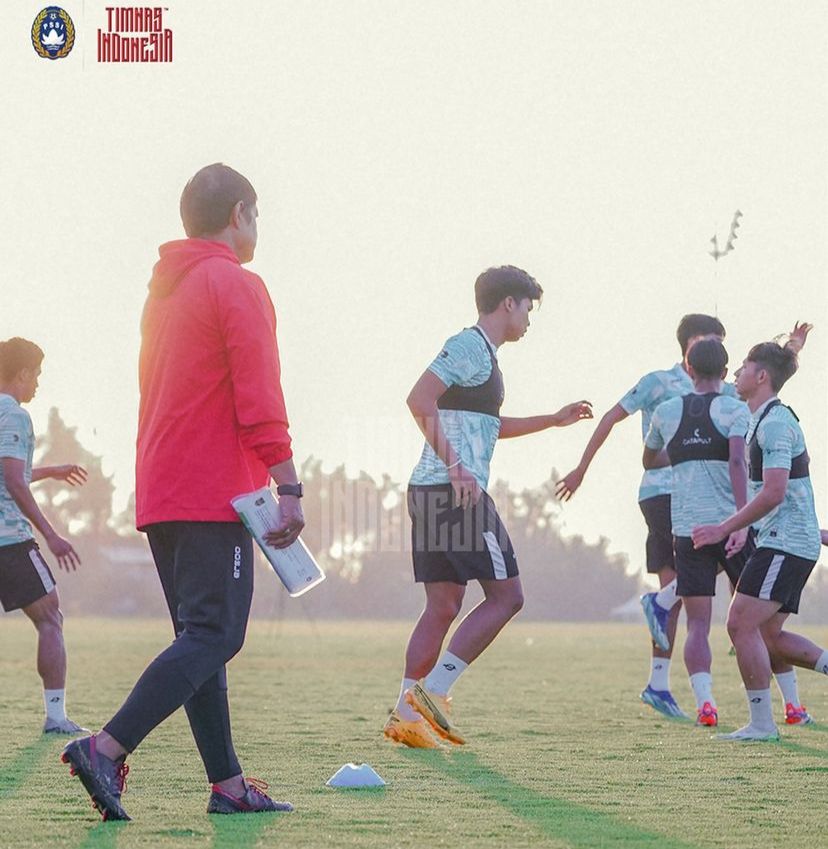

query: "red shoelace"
left=116, top=762, right=130, bottom=794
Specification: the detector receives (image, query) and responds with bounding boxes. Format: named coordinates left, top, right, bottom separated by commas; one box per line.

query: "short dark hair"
left=747, top=341, right=798, bottom=392
left=687, top=338, right=728, bottom=379
left=0, top=338, right=44, bottom=382
left=180, top=163, right=257, bottom=238
left=474, top=266, right=543, bottom=315
left=676, top=314, right=726, bottom=354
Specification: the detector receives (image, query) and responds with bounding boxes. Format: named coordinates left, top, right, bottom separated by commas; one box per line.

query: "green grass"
left=1, top=618, right=828, bottom=848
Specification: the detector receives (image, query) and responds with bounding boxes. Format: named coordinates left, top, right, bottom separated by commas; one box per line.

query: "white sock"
left=689, top=672, right=715, bottom=709
left=648, top=658, right=671, bottom=691
left=746, top=688, right=776, bottom=730
left=424, top=651, right=469, bottom=696
left=395, top=677, right=419, bottom=721
left=44, top=689, right=67, bottom=723
left=655, top=579, right=679, bottom=610
left=774, top=670, right=800, bottom=705
left=814, top=650, right=828, bottom=676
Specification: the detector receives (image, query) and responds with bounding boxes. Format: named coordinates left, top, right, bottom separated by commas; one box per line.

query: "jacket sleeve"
left=214, top=270, right=293, bottom=468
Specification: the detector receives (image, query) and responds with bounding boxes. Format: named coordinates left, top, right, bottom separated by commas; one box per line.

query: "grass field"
left=1, top=617, right=828, bottom=849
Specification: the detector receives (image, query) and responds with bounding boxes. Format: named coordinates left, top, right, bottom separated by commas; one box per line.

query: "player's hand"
left=821, top=529, right=828, bottom=547
left=51, top=465, right=88, bottom=486
left=691, top=523, right=727, bottom=550
left=555, top=467, right=584, bottom=502
left=449, top=464, right=481, bottom=509
left=553, top=401, right=594, bottom=428
left=45, top=532, right=80, bottom=571
left=264, top=496, right=305, bottom=549
left=786, top=321, right=813, bottom=354
left=725, top=527, right=748, bottom=557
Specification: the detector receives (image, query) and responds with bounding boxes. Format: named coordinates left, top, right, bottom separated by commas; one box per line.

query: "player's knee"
left=509, top=587, right=525, bottom=616
left=30, top=594, right=63, bottom=632
left=491, top=585, right=523, bottom=619
left=726, top=610, right=746, bottom=642
left=429, top=596, right=463, bottom=623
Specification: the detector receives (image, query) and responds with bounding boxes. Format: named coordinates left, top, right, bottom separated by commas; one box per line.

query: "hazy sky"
left=3, top=2, right=826, bottom=576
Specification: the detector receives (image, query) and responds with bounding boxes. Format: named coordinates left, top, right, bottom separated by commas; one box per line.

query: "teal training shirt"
left=0, top=394, right=35, bottom=546
left=645, top=393, right=749, bottom=536
left=409, top=327, right=502, bottom=492
left=619, top=364, right=737, bottom=502
left=748, top=398, right=821, bottom=561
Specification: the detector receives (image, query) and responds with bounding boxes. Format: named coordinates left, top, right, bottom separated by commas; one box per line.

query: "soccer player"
left=642, top=338, right=749, bottom=727
left=0, top=337, right=87, bottom=735
left=556, top=314, right=728, bottom=718
left=692, top=339, right=825, bottom=740
left=62, top=164, right=303, bottom=818
left=384, top=265, right=592, bottom=748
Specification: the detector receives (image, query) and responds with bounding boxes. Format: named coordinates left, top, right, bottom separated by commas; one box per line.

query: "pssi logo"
left=32, top=7, right=75, bottom=60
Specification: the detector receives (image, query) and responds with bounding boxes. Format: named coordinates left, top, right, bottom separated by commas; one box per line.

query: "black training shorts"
left=0, top=539, right=56, bottom=612
left=736, top=546, right=816, bottom=615
left=673, top=531, right=753, bottom=597
left=408, top=484, right=518, bottom=585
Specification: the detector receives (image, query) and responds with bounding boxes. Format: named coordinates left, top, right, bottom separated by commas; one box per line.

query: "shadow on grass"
left=779, top=738, right=828, bottom=761
left=74, top=821, right=128, bottom=849
left=0, top=736, right=59, bottom=800
left=210, top=812, right=288, bottom=849
left=404, top=749, right=702, bottom=849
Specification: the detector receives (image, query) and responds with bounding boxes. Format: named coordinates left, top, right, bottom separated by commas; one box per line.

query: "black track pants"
left=104, top=521, right=254, bottom=783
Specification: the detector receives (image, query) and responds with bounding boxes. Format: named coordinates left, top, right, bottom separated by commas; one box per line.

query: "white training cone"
left=326, top=763, right=386, bottom=788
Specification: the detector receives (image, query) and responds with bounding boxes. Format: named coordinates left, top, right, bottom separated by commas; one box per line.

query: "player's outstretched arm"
left=1, top=457, right=80, bottom=570
left=555, top=403, right=629, bottom=501
left=692, top=468, right=787, bottom=549
left=31, top=464, right=88, bottom=486
left=499, top=401, right=593, bottom=439
left=407, top=370, right=481, bottom=508
left=785, top=321, right=813, bottom=355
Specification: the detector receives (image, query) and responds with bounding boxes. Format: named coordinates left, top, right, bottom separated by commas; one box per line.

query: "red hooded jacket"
left=135, top=239, right=292, bottom=528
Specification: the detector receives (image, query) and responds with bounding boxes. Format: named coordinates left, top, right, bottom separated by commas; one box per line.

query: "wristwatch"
left=276, top=483, right=303, bottom=498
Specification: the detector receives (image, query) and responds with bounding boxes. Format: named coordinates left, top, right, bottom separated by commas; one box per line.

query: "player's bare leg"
left=24, top=591, right=85, bottom=734
left=444, top=576, right=524, bottom=664
left=716, top=593, right=780, bottom=739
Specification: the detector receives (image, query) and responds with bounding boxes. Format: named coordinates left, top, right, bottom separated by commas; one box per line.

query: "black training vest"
left=437, top=327, right=504, bottom=418
left=666, top=393, right=730, bottom=466
left=748, top=399, right=810, bottom=483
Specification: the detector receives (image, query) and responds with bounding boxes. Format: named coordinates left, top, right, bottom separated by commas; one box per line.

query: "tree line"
left=29, top=408, right=828, bottom=622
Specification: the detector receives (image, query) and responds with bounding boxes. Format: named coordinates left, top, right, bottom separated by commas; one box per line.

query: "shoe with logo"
left=785, top=703, right=814, bottom=725
left=640, top=592, right=671, bottom=651
left=405, top=683, right=466, bottom=745
left=640, top=685, right=690, bottom=720
left=44, top=717, right=89, bottom=735
left=696, top=702, right=718, bottom=727
left=61, top=735, right=130, bottom=821
left=207, top=778, right=293, bottom=814
left=714, top=724, right=779, bottom=742
left=383, top=711, right=442, bottom=749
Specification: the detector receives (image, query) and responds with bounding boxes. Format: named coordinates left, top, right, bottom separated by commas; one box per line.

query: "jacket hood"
left=148, top=239, right=239, bottom=297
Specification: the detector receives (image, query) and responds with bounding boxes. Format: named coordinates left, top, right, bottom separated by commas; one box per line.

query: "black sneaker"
left=61, top=735, right=131, bottom=821
left=207, top=778, right=293, bottom=814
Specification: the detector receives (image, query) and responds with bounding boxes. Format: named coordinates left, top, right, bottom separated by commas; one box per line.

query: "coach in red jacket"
left=62, top=164, right=303, bottom=819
